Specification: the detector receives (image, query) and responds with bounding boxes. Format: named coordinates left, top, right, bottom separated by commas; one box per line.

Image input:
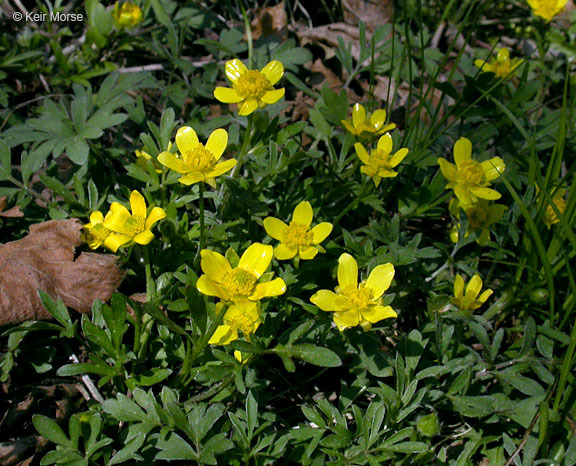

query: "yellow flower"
left=310, top=253, right=397, bottom=331
left=450, top=274, right=493, bottom=311
left=112, top=2, right=143, bottom=29
left=527, top=0, right=568, bottom=22
left=474, top=48, right=524, bottom=79
left=214, top=59, right=285, bottom=116
left=541, top=187, right=566, bottom=228
left=354, top=133, right=409, bottom=187
left=197, top=243, right=287, bottom=302
left=103, top=190, right=166, bottom=253
left=263, top=201, right=333, bottom=261
left=135, top=142, right=172, bottom=174
left=157, top=126, right=235, bottom=188
left=83, top=211, right=113, bottom=250
left=437, top=137, right=505, bottom=207
left=208, top=300, right=262, bottom=346
left=341, top=103, right=396, bottom=138
left=449, top=199, right=507, bottom=245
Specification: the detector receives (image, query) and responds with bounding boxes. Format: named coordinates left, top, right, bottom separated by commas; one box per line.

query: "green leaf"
left=38, top=175, right=76, bottom=203
left=38, top=291, right=74, bottom=336
left=33, top=414, right=72, bottom=447
left=131, top=368, right=172, bottom=387
left=383, top=442, right=430, bottom=453
left=102, top=394, right=150, bottom=423
left=155, top=433, right=198, bottom=461
left=287, top=344, right=342, bottom=367
left=66, top=136, right=90, bottom=165
left=450, top=395, right=495, bottom=418
left=0, top=140, right=11, bottom=180
left=81, top=317, right=115, bottom=356
left=57, top=362, right=116, bottom=377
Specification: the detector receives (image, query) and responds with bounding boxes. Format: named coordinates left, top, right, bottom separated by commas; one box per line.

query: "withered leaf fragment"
left=0, top=219, right=125, bottom=325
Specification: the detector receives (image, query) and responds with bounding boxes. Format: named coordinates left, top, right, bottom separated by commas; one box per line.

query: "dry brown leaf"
left=342, top=0, right=394, bottom=31
left=0, top=197, right=24, bottom=218
left=0, top=219, right=125, bottom=325
left=251, top=1, right=287, bottom=41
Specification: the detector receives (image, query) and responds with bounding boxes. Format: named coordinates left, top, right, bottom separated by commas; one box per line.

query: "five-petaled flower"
left=354, top=133, right=409, bottom=187
left=208, top=300, right=262, bottom=346
left=214, top=59, right=285, bottom=116
left=83, top=211, right=113, bottom=250
left=310, top=253, right=397, bottom=331
left=449, top=199, right=507, bottom=245
left=112, top=2, right=143, bottom=29
left=197, top=243, right=287, bottom=302
left=527, top=0, right=568, bottom=22
left=438, top=137, right=505, bottom=207
left=102, top=190, right=166, bottom=253
left=450, top=274, right=493, bottom=311
left=263, top=201, right=333, bottom=261
left=341, top=103, right=396, bottom=139
left=474, top=48, right=524, bottom=79
left=158, top=126, right=235, bottom=188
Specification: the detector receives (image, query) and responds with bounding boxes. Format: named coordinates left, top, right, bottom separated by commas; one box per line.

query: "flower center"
left=222, top=268, right=258, bottom=297
left=124, top=215, right=146, bottom=237
left=341, top=285, right=372, bottom=311
left=90, top=223, right=110, bottom=242
left=459, top=160, right=486, bottom=186
left=283, top=222, right=313, bottom=247
left=371, top=149, right=392, bottom=168
left=225, top=306, right=260, bottom=336
left=236, top=70, right=269, bottom=99
left=466, top=206, right=488, bottom=230
left=183, top=145, right=215, bottom=172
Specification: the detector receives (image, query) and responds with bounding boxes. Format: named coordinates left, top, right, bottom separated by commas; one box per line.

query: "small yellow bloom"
left=197, top=243, right=287, bottom=302
left=449, top=199, right=507, bottom=245
left=157, top=126, right=235, bottom=188
left=450, top=274, right=493, bottom=311
left=208, top=300, right=262, bottom=346
left=263, top=201, right=333, bottom=261
left=541, top=187, right=567, bottom=228
left=474, top=48, right=524, bottom=79
left=135, top=142, right=171, bottom=174
left=113, top=2, right=143, bottom=29
left=214, top=59, right=285, bottom=116
left=527, top=0, right=568, bottom=22
left=102, top=190, right=166, bottom=253
left=310, top=253, right=397, bottom=331
left=341, top=103, right=396, bottom=139
left=438, top=137, right=505, bottom=207
left=354, top=133, right=409, bottom=187
left=83, top=211, right=113, bottom=250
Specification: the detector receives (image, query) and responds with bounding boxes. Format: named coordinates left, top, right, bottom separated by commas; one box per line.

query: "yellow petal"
left=377, top=133, right=393, bottom=154
left=437, top=158, right=458, bottom=182
left=261, top=88, right=285, bottom=104
left=134, top=230, right=155, bottom=245
left=238, top=243, right=273, bottom=278
left=197, top=275, right=229, bottom=300
left=337, top=253, right=358, bottom=290
left=478, top=288, right=494, bottom=304
left=250, top=277, right=287, bottom=300
left=130, top=190, right=147, bottom=218
left=361, top=305, right=397, bottom=323
left=299, top=245, right=319, bottom=260
left=179, top=172, right=205, bottom=185
left=366, top=263, right=395, bottom=299
left=175, top=126, right=199, bottom=155
left=469, top=186, right=502, bottom=200
left=206, top=159, right=236, bottom=179
left=354, top=143, right=371, bottom=164
left=292, top=201, right=313, bottom=227
left=104, top=203, right=132, bottom=234
left=497, top=48, right=510, bottom=62
left=481, top=157, right=505, bottom=181
left=370, top=109, right=387, bottom=127
left=261, top=60, right=284, bottom=85
left=310, top=290, right=340, bottom=311
left=214, top=87, right=243, bottom=103
left=263, top=217, right=289, bottom=240
left=474, top=59, right=488, bottom=70
left=208, top=325, right=237, bottom=345
left=333, top=310, right=359, bottom=330
left=389, top=148, right=409, bottom=167
left=158, top=151, right=187, bottom=174
left=465, top=274, right=483, bottom=301
left=206, top=128, right=228, bottom=161
left=454, top=184, right=473, bottom=206
left=89, top=211, right=104, bottom=224
left=341, top=120, right=357, bottom=135
left=311, top=222, right=333, bottom=244
left=146, top=207, right=166, bottom=229
left=200, top=249, right=232, bottom=282
left=225, top=59, right=247, bottom=83
left=453, top=138, right=472, bottom=167
left=274, top=244, right=297, bottom=260
left=238, top=98, right=259, bottom=116
left=454, top=274, right=465, bottom=299
left=352, top=103, right=367, bottom=128
left=104, top=234, right=131, bottom=253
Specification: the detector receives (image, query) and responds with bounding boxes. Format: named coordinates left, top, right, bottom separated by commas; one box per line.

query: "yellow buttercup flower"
left=197, top=243, right=287, bottom=302
left=438, top=137, right=505, bottom=207
left=112, top=2, right=143, bottom=29
left=102, top=190, right=166, bottom=253
left=310, top=253, right=397, bottom=331
left=474, top=48, right=524, bottom=79
left=214, top=59, right=285, bottom=116
left=157, top=126, right=235, bottom=188
left=541, top=187, right=567, bottom=228
left=450, top=274, right=493, bottom=311
left=135, top=142, right=172, bottom=174
left=208, top=300, right=262, bottom=346
left=83, top=211, right=113, bottom=250
left=527, top=0, right=568, bottom=22
left=341, top=103, right=396, bottom=139
left=263, top=201, right=333, bottom=261
left=449, top=199, right=507, bottom=245
left=354, top=133, right=409, bottom=187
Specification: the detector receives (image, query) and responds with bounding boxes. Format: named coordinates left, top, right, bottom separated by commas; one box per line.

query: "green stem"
left=239, top=0, right=253, bottom=68
left=232, top=115, right=253, bottom=178
left=199, top=182, right=206, bottom=251
left=143, top=246, right=155, bottom=302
